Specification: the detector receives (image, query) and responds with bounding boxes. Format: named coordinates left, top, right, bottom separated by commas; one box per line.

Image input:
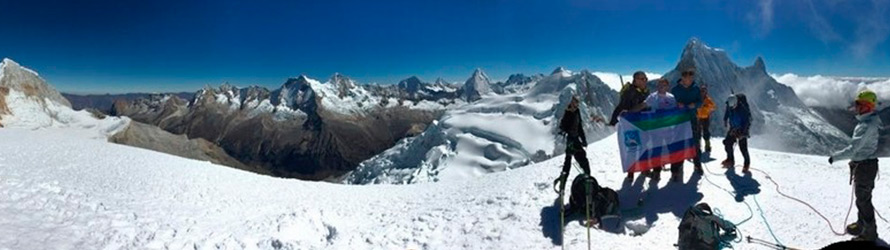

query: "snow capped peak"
left=0, top=59, right=127, bottom=131
left=282, top=75, right=317, bottom=91
left=463, top=68, right=492, bottom=101
left=685, top=37, right=701, bottom=47
left=329, top=73, right=355, bottom=87
left=434, top=77, right=450, bottom=85
left=0, top=58, right=70, bottom=107
left=551, top=66, right=571, bottom=76
left=681, top=37, right=726, bottom=62
left=471, top=68, right=486, bottom=78
left=1, top=58, right=16, bottom=69
left=295, top=74, right=312, bottom=83
left=328, top=73, right=357, bottom=98
left=219, top=82, right=237, bottom=93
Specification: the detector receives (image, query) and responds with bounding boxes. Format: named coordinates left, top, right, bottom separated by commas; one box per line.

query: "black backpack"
left=568, top=175, right=620, bottom=222
left=677, top=203, right=733, bottom=250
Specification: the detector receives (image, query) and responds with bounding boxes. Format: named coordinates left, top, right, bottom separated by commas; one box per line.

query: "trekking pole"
left=586, top=180, right=592, bottom=250
left=572, top=161, right=592, bottom=250
left=746, top=236, right=803, bottom=250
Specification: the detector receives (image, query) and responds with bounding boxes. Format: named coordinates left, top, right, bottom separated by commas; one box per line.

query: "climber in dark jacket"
left=669, top=67, right=704, bottom=182
left=609, top=71, right=650, bottom=181
left=609, top=71, right=650, bottom=126
left=554, top=96, right=591, bottom=193
left=721, top=93, right=752, bottom=172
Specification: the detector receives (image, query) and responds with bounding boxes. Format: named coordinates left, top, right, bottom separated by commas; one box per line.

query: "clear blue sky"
left=1, top=0, right=887, bottom=94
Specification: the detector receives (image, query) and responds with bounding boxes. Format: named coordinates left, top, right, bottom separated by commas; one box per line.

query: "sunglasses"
left=682, top=72, right=695, bottom=76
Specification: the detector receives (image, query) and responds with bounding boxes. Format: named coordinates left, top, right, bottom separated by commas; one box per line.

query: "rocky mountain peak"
left=434, top=77, right=450, bottom=86
left=752, top=56, right=766, bottom=72
left=329, top=73, right=357, bottom=98
left=398, top=76, right=425, bottom=93
left=463, top=68, right=492, bottom=102
left=0, top=58, right=71, bottom=107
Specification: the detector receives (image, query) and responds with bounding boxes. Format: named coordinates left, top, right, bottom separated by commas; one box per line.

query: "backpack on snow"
left=568, top=175, right=620, bottom=223
left=677, top=203, right=736, bottom=250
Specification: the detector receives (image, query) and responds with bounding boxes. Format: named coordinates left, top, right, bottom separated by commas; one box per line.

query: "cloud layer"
left=773, top=73, right=890, bottom=109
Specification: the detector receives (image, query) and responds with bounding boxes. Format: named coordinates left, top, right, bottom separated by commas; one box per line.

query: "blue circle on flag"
left=624, top=130, right=641, bottom=148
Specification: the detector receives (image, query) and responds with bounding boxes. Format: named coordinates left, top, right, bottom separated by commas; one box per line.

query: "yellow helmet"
left=857, top=89, right=877, bottom=105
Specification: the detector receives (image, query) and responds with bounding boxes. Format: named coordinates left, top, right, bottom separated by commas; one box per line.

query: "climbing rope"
left=752, top=194, right=783, bottom=246
left=749, top=167, right=889, bottom=237
left=700, top=163, right=758, bottom=249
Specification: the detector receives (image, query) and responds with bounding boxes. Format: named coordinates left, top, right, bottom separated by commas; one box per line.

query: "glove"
left=828, top=157, right=834, bottom=165
left=553, top=172, right=569, bottom=194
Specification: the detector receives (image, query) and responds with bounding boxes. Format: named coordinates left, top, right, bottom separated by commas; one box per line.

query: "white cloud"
left=748, top=0, right=774, bottom=37
left=592, top=72, right=662, bottom=92
left=849, top=0, right=890, bottom=59
left=772, top=73, right=890, bottom=109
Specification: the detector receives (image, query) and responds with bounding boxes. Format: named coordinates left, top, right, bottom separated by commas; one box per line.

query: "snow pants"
left=852, top=159, right=879, bottom=240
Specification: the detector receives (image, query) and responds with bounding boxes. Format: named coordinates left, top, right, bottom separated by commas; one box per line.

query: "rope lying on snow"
left=701, top=163, right=764, bottom=249
left=749, top=167, right=889, bottom=237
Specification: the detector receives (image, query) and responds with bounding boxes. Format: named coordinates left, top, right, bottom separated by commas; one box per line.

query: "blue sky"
left=0, top=0, right=888, bottom=94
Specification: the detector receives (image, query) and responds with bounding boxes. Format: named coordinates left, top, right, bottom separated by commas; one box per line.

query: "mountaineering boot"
left=847, top=222, right=863, bottom=236
left=650, top=167, right=662, bottom=181
left=721, top=159, right=734, bottom=168
left=671, top=173, right=682, bottom=183
left=851, top=236, right=872, bottom=242
left=742, top=164, right=750, bottom=173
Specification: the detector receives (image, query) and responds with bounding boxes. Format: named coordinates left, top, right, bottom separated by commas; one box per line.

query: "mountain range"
left=6, top=37, right=868, bottom=183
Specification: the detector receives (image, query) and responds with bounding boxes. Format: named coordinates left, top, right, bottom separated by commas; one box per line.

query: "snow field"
left=1, top=127, right=888, bottom=249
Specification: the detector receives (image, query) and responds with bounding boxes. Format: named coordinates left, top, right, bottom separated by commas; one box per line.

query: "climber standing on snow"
left=697, top=84, right=716, bottom=153
left=721, top=94, right=752, bottom=172
left=670, top=67, right=704, bottom=180
left=642, top=78, right=677, bottom=180
left=555, top=96, right=591, bottom=193
left=828, top=89, right=883, bottom=242
left=610, top=71, right=650, bottom=181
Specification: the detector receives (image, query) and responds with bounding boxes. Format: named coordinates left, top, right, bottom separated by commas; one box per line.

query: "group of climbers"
left=552, top=66, right=883, bottom=245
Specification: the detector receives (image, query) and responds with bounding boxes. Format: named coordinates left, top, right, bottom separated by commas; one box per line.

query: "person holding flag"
left=610, top=71, right=650, bottom=182
left=670, top=67, right=704, bottom=181
left=642, top=78, right=677, bottom=180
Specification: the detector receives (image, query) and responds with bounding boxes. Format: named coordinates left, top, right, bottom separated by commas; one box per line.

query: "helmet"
left=857, top=89, right=877, bottom=106
left=727, top=95, right=738, bottom=108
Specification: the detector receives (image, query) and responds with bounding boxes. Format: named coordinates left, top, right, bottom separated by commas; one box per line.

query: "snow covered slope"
left=344, top=68, right=619, bottom=184
left=2, top=127, right=888, bottom=249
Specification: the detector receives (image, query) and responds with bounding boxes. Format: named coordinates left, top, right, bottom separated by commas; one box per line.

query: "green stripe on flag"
left=631, top=112, right=693, bottom=131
